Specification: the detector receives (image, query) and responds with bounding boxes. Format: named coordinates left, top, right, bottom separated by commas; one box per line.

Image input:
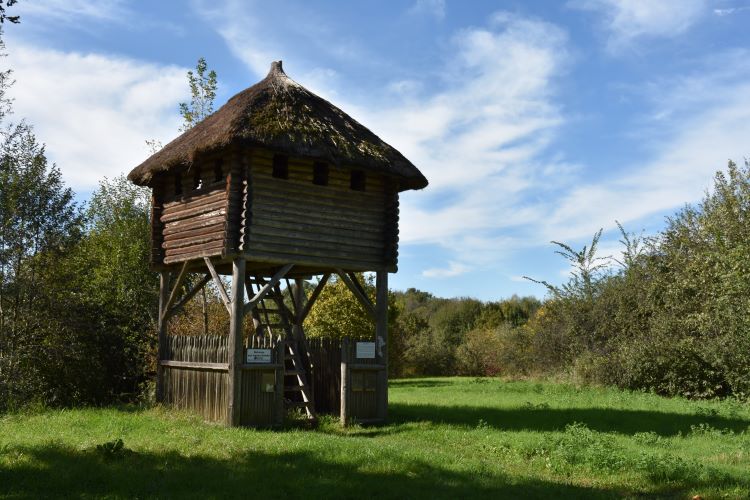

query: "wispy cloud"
left=16, top=0, right=127, bottom=24
left=422, top=261, right=471, bottom=278
left=199, top=4, right=749, bottom=281
left=535, top=50, right=750, bottom=243
left=569, top=0, right=708, bottom=50
left=5, top=40, right=187, bottom=191
left=201, top=7, right=572, bottom=269
left=408, top=0, right=446, bottom=20
left=714, top=6, right=750, bottom=16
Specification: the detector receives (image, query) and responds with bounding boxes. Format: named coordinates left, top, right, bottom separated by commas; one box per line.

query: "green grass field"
left=1, top=378, right=749, bottom=499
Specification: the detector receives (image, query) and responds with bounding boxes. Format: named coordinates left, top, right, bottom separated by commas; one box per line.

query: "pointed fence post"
left=228, top=258, right=246, bottom=426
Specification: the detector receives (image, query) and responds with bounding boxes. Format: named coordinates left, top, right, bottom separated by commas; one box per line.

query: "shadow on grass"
left=390, top=403, right=750, bottom=436
left=390, top=379, right=454, bottom=388
left=0, top=443, right=625, bottom=499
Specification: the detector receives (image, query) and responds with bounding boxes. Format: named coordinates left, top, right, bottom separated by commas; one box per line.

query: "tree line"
left=522, top=161, right=750, bottom=399
left=2, top=14, right=747, bottom=410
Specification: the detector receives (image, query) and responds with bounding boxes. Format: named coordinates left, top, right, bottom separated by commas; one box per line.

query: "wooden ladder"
left=249, top=278, right=317, bottom=423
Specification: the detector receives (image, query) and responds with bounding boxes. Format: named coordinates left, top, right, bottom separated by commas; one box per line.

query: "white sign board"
left=356, top=342, right=376, bottom=359
left=246, top=348, right=272, bottom=364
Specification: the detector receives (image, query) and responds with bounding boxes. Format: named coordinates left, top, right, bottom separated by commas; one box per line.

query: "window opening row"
left=272, top=154, right=366, bottom=191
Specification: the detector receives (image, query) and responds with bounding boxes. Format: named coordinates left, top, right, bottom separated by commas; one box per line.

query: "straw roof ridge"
left=128, top=61, right=428, bottom=191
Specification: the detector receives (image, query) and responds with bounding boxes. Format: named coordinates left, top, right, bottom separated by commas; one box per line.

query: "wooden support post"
left=227, top=257, right=246, bottom=426
left=340, top=337, right=350, bottom=426
left=375, top=270, right=388, bottom=422
left=156, top=271, right=170, bottom=403
left=274, top=340, right=285, bottom=426
left=293, top=277, right=313, bottom=403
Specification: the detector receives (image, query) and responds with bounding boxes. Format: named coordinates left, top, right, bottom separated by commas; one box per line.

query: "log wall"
left=151, top=147, right=401, bottom=271
left=153, top=155, right=231, bottom=265
left=244, top=148, right=398, bottom=271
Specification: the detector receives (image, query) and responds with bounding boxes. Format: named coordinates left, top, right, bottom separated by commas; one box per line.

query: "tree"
left=178, top=57, right=217, bottom=132
left=0, top=123, right=83, bottom=409
left=67, top=175, right=157, bottom=400
left=305, top=275, right=375, bottom=340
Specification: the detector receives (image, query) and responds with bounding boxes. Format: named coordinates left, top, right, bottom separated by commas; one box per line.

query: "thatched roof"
left=128, top=61, right=427, bottom=191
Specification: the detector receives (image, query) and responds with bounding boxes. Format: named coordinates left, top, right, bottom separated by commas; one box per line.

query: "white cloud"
left=5, top=39, right=187, bottom=191
left=714, top=6, right=750, bottom=16
left=408, top=0, right=446, bottom=20
left=201, top=7, right=571, bottom=265
left=536, top=50, right=750, bottom=243
left=199, top=4, right=750, bottom=276
left=15, top=0, right=127, bottom=24
left=570, top=0, right=708, bottom=49
left=422, top=261, right=471, bottom=278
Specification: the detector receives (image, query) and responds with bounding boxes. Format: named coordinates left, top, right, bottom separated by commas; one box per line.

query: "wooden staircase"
left=248, top=278, right=317, bottom=423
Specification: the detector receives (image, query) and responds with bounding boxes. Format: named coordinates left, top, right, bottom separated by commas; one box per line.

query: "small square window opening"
left=174, top=173, right=183, bottom=196
left=313, top=162, right=329, bottom=186
left=213, top=160, right=224, bottom=183
left=272, top=154, right=288, bottom=179
left=350, top=170, right=366, bottom=191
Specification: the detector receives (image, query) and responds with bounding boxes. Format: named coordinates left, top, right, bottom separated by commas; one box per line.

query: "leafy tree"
left=526, top=159, right=750, bottom=399
left=178, top=57, right=217, bottom=132
left=305, top=275, right=375, bottom=341
left=0, top=123, right=83, bottom=409
left=70, top=176, right=158, bottom=397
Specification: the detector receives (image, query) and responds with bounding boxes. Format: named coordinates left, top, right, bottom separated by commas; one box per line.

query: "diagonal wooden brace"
left=163, top=273, right=211, bottom=322
left=204, top=257, right=231, bottom=314
left=160, top=262, right=189, bottom=323
left=336, top=269, right=376, bottom=321
left=299, top=273, right=330, bottom=323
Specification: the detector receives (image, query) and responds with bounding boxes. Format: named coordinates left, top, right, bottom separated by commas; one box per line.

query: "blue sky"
left=4, top=0, right=750, bottom=300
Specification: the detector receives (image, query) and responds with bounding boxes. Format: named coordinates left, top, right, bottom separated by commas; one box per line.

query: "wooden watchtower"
left=128, top=61, right=427, bottom=426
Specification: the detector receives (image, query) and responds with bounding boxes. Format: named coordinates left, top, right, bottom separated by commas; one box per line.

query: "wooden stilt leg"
left=228, top=258, right=246, bottom=426
left=375, top=270, right=388, bottom=422
left=156, top=271, right=169, bottom=403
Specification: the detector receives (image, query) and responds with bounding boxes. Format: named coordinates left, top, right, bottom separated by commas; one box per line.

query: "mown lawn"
left=1, top=378, right=749, bottom=499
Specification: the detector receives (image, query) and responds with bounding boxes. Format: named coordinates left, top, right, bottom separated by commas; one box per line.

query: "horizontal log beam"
left=160, top=202, right=227, bottom=224
left=159, top=360, right=229, bottom=371
left=164, top=240, right=226, bottom=259
left=163, top=218, right=226, bottom=238
left=244, top=249, right=389, bottom=273
left=162, top=190, right=226, bottom=213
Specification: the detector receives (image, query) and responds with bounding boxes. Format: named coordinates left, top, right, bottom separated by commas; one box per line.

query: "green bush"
left=527, top=159, right=750, bottom=400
